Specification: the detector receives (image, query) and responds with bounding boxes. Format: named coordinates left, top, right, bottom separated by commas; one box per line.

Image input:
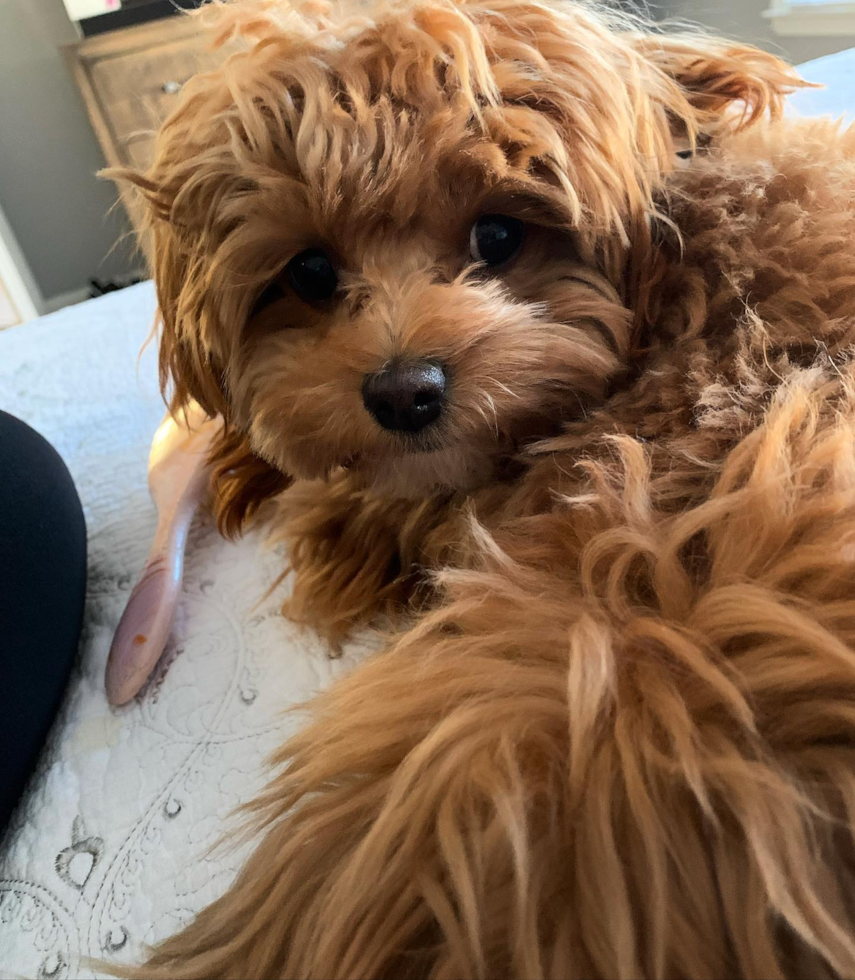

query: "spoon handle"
left=105, top=489, right=200, bottom=706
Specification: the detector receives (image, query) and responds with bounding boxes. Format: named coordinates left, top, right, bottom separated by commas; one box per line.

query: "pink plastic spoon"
left=106, top=403, right=222, bottom=706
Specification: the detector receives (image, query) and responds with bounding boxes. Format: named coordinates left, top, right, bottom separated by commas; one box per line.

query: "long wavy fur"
left=106, top=0, right=855, bottom=976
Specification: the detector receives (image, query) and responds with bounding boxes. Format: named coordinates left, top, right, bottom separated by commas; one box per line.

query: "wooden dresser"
left=66, top=16, right=229, bottom=230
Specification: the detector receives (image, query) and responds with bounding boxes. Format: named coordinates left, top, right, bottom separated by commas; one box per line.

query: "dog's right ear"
left=105, top=165, right=291, bottom=538
left=103, top=10, right=298, bottom=537
left=104, top=0, right=311, bottom=423
left=106, top=165, right=231, bottom=421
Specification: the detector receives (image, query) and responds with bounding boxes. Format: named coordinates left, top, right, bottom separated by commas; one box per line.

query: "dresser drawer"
left=67, top=16, right=231, bottom=230
left=88, top=33, right=224, bottom=144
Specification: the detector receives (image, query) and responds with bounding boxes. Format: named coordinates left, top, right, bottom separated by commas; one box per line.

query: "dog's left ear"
left=635, top=34, right=804, bottom=135
left=621, top=35, right=803, bottom=350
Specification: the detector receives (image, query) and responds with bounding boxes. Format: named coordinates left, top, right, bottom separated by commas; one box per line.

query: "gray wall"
left=658, top=0, right=855, bottom=65
left=0, top=0, right=138, bottom=306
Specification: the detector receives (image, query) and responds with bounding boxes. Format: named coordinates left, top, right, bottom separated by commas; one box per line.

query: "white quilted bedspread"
left=0, top=283, right=371, bottom=979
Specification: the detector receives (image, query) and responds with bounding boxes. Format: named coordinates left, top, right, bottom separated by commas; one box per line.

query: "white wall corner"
left=0, top=203, right=43, bottom=322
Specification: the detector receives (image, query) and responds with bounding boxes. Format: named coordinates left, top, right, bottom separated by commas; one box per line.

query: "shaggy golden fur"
left=113, top=0, right=855, bottom=975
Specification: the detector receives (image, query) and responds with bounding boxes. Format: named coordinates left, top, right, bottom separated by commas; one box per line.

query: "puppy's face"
left=126, top=0, right=795, bottom=510
left=234, top=151, right=629, bottom=496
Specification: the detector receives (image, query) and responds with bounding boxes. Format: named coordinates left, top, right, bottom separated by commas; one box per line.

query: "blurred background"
left=0, top=0, right=853, bottom=329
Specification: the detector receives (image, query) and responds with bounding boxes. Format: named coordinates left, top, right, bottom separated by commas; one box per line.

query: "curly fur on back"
left=110, top=1, right=855, bottom=976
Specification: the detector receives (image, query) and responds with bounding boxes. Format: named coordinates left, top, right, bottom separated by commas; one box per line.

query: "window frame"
left=764, top=0, right=855, bottom=36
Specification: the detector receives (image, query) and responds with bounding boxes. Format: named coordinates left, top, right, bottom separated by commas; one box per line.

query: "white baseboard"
left=40, top=271, right=149, bottom=316
left=40, top=287, right=92, bottom=315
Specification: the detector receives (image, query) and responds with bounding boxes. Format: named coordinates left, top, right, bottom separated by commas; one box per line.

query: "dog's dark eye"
left=469, top=215, right=524, bottom=267
left=287, top=248, right=338, bottom=302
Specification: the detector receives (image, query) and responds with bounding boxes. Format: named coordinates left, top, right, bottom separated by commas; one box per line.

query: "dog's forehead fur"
left=134, top=0, right=796, bottom=350
left=159, top=0, right=693, bottom=245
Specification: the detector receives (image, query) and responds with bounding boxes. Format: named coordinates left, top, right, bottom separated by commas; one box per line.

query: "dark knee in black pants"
left=0, top=411, right=86, bottom=832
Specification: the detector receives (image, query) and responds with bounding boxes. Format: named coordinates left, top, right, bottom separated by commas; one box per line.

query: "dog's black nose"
left=362, top=361, right=446, bottom=433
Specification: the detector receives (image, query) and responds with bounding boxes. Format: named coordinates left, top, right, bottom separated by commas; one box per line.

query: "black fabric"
left=0, top=411, right=86, bottom=833
left=79, top=1, right=203, bottom=36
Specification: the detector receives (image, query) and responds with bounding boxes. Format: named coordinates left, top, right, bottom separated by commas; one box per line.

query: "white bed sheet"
left=0, top=283, right=371, bottom=978
left=788, top=48, right=855, bottom=122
